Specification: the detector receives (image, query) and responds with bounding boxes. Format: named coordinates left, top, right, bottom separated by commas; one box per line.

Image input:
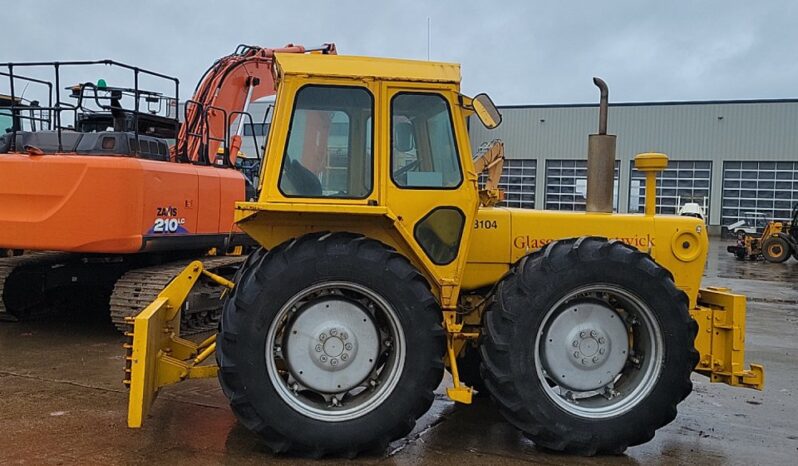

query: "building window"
left=628, top=160, right=711, bottom=216
left=478, top=159, right=536, bottom=209
left=545, top=160, right=620, bottom=211
left=721, top=161, right=798, bottom=226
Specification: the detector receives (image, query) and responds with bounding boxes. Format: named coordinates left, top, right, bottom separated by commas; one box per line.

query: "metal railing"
left=0, top=60, right=180, bottom=154
left=2, top=59, right=264, bottom=168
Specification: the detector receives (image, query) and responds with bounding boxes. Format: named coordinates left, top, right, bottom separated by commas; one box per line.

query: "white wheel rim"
left=265, top=281, right=406, bottom=422
left=534, top=284, right=664, bottom=419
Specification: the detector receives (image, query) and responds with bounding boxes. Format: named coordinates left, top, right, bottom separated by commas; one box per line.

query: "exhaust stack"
left=586, top=77, right=616, bottom=213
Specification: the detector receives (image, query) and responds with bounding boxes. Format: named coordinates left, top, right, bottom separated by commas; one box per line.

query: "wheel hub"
left=315, top=327, right=356, bottom=368
left=542, top=300, right=629, bottom=392
left=570, top=328, right=610, bottom=366
left=284, top=297, right=380, bottom=393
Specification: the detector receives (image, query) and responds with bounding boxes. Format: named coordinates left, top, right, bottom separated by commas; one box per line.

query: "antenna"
left=427, top=17, right=431, bottom=60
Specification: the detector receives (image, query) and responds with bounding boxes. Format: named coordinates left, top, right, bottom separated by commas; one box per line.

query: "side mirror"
left=394, top=121, right=415, bottom=152
left=472, top=93, right=502, bottom=129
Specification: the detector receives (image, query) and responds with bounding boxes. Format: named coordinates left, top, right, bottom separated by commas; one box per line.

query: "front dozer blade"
left=125, top=261, right=231, bottom=428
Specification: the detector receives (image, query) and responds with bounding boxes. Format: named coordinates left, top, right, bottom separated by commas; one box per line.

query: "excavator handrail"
left=1, top=60, right=180, bottom=154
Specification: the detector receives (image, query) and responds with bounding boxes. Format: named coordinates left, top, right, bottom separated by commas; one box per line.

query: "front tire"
left=480, top=237, right=698, bottom=455
left=217, top=233, right=444, bottom=457
left=762, top=237, right=790, bottom=263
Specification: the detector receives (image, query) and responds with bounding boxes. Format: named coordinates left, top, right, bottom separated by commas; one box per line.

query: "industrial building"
left=468, top=99, right=798, bottom=233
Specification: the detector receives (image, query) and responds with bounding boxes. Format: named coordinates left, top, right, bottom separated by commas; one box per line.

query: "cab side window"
left=391, top=93, right=462, bottom=189
left=0, top=109, right=13, bottom=133
left=279, top=85, right=373, bottom=198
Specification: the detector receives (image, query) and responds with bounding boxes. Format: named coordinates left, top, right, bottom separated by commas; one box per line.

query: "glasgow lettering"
left=513, top=234, right=655, bottom=251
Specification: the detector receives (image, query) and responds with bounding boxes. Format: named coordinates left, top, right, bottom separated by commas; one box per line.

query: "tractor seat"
left=281, top=159, right=322, bottom=197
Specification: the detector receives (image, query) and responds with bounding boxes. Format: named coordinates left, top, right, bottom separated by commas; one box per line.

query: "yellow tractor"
left=125, top=53, right=764, bottom=456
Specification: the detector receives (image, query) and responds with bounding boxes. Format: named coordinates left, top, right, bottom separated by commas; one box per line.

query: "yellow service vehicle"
left=125, top=53, right=764, bottom=457
left=728, top=204, right=798, bottom=263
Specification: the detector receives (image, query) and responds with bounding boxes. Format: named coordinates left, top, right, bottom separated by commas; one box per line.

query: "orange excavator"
left=0, top=43, right=336, bottom=331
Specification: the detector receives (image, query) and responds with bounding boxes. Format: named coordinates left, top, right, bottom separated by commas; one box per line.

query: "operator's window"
left=391, top=93, right=462, bottom=188
left=0, top=109, right=13, bottom=133
left=279, top=85, right=373, bottom=198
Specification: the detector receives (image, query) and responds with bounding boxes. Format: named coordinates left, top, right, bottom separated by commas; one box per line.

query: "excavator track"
left=0, top=251, right=76, bottom=321
left=110, top=255, right=245, bottom=335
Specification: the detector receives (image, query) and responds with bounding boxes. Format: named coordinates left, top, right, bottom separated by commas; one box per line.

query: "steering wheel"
left=394, top=160, right=420, bottom=182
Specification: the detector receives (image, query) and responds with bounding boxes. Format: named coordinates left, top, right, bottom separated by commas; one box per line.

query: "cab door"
left=381, top=83, right=479, bottom=308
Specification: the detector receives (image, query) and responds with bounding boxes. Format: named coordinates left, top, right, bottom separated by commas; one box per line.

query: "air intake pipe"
left=586, top=77, right=616, bottom=213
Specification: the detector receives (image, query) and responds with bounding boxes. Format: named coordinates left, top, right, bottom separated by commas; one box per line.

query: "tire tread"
left=480, top=236, right=698, bottom=455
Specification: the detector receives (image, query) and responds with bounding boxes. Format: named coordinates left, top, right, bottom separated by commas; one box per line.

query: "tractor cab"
left=236, top=53, right=501, bottom=308
left=126, top=52, right=763, bottom=458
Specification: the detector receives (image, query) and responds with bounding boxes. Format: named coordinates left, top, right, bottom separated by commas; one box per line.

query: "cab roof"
left=274, top=53, right=461, bottom=84
left=0, top=94, right=21, bottom=103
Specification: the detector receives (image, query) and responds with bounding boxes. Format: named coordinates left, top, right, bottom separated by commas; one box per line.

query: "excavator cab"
left=1, top=94, right=25, bottom=133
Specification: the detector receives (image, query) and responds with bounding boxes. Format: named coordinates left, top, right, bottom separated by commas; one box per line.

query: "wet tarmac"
left=1, top=240, right=797, bottom=465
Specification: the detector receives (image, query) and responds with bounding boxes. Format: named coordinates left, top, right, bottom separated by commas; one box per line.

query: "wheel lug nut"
left=341, top=353, right=348, bottom=361
left=315, top=344, right=322, bottom=352
left=573, top=351, right=581, bottom=358
left=598, top=337, right=606, bottom=344
left=341, top=332, right=348, bottom=340
left=330, top=329, right=338, bottom=336
left=592, top=356, right=599, bottom=363
left=320, top=355, right=328, bottom=362
left=590, top=330, right=597, bottom=338
left=581, top=358, right=588, bottom=365
left=330, top=358, right=338, bottom=366
left=579, top=331, right=586, bottom=338
left=599, top=348, right=606, bottom=355
left=319, top=333, right=327, bottom=341
left=345, top=343, right=353, bottom=351
left=572, top=340, right=579, bottom=347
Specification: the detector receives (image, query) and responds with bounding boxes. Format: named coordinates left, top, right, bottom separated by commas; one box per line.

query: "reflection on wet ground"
left=709, top=240, right=798, bottom=284
left=706, top=240, right=798, bottom=304
left=1, top=241, right=796, bottom=465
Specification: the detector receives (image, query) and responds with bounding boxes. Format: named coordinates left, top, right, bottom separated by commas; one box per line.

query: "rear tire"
left=762, top=237, right=790, bottom=263
left=480, top=237, right=698, bottom=455
left=217, top=232, right=444, bottom=457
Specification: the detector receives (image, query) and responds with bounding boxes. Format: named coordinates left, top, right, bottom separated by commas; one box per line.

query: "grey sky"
left=5, top=1, right=798, bottom=105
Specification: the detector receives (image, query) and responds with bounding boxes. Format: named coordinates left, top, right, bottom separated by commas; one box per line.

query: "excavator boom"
left=177, top=43, right=337, bottom=165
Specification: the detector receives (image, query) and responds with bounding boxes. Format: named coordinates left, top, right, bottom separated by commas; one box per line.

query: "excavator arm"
left=473, top=139, right=505, bottom=207
left=175, top=43, right=337, bottom=165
